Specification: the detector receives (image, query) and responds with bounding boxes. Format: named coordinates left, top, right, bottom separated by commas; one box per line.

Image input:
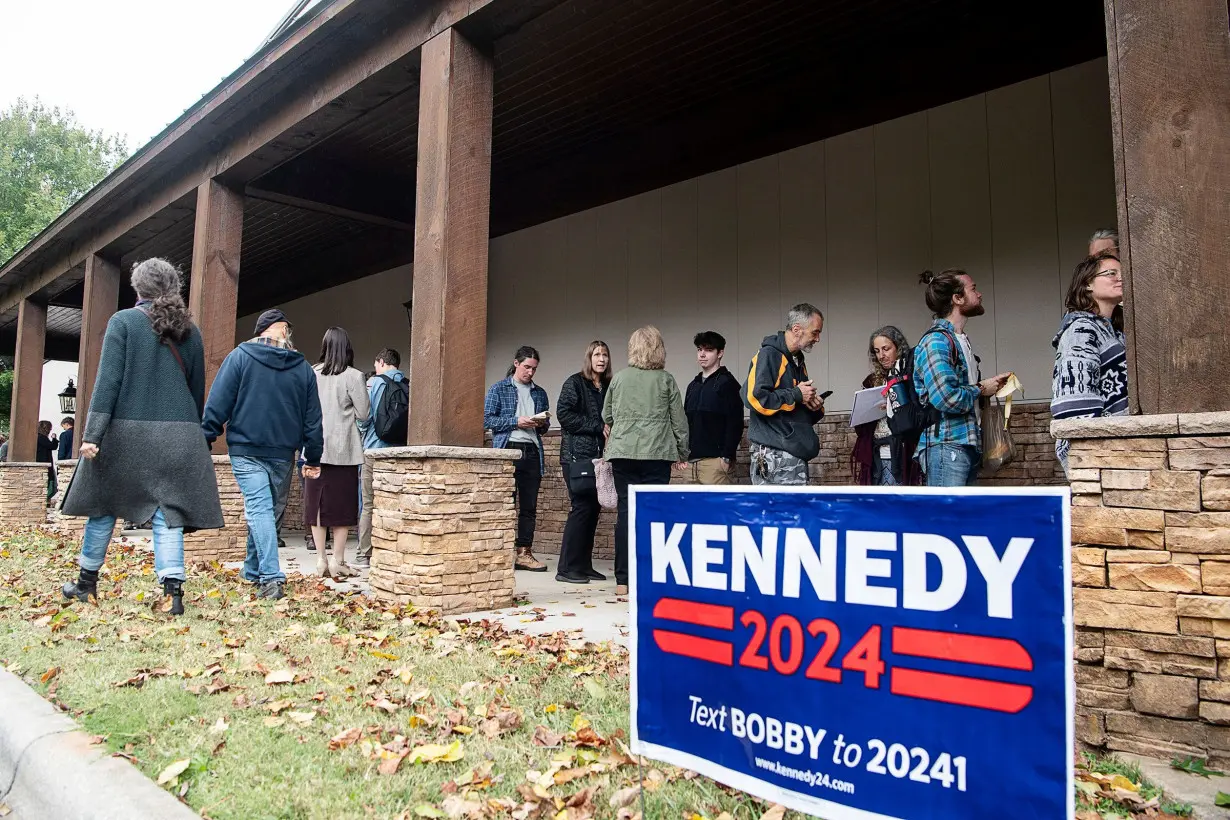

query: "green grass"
left=0, top=529, right=799, bottom=820
left=1077, top=752, right=1193, bottom=818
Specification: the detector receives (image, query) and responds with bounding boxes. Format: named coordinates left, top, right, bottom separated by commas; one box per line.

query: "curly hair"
left=131, top=258, right=192, bottom=344
left=867, top=325, right=912, bottom=385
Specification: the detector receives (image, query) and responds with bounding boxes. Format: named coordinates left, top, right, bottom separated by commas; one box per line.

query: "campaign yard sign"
left=629, top=486, right=1072, bottom=820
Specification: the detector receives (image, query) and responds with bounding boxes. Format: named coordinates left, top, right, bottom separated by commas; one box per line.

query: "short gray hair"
left=785, top=303, right=823, bottom=332
left=1089, top=228, right=1118, bottom=245
left=130, top=257, right=183, bottom=300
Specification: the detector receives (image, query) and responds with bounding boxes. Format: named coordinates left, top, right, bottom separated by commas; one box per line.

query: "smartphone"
left=819, top=390, right=833, bottom=400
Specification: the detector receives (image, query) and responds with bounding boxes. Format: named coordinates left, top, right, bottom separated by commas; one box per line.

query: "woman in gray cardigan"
left=306, top=327, right=370, bottom=579
left=61, top=258, right=224, bottom=615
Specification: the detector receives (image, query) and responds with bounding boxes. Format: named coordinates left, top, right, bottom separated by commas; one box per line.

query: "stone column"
left=368, top=446, right=517, bottom=614
left=8, top=300, right=45, bottom=463
left=0, top=463, right=49, bottom=527
left=1059, top=412, right=1230, bottom=765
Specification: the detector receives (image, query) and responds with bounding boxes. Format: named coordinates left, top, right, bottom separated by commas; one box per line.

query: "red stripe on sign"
left=653, top=629, right=734, bottom=666
left=892, top=627, right=1034, bottom=671
left=891, top=667, right=1033, bottom=713
left=652, top=598, right=735, bottom=630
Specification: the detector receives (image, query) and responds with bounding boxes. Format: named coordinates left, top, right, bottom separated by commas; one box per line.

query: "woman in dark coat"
left=555, top=340, right=612, bottom=584
left=853, top=325, right=922, bottom=486
left=61, top=258, right=224, bottom=615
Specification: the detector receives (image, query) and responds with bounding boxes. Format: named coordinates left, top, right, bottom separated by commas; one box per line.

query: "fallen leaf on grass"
left=379, top=751, right=410, bottom=776
left=610, top=786, right=639, bottom=809
left=532, top=726, right=565, bottom=747
left=413, top=806, right=446, bottom=819
left=267, top=700, right=293, bottom=714
left=329, top=727, right=363, bottom=750
left=409, top=740, right=464, bottom=765
left=264, top=670, right=295, bottom=685
left=759, top=806, right=786, bottom=820
left=288, top=711, right=316, bottom=726
left=263, top=717, right=286, bottom=728
left=115, top=668, right=172, bottom=688
left=209, top=717, right=229, bottom=734
left=156, top=758, right=191, bottom=786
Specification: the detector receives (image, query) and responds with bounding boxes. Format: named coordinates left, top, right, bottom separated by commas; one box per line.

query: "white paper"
left=849, top=386, right=887, bottom=427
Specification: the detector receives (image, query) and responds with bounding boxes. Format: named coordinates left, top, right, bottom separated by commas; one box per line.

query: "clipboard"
left=849, top=386, right=887, bottom=427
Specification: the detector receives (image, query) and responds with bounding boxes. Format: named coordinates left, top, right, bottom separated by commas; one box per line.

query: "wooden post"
left=407, top=28, right=493, bottom=446
left=75, top=254, right=121, bottom=455
left=188, top=179, right=244, bottom=399
left=1104, top=0, right=1230, bottom=414
left=9, top=300, right=46, bottom=463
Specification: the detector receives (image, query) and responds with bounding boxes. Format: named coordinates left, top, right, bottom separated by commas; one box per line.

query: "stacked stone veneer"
left=183, top=456, right=248, bottom=563
left=0, top=463, right=49, bottom=528
left=529, top=401, right=1064, bottom=557
left=368, top=446, right=518, bottom=614
left=1058, top=412, right=1230, bottom=764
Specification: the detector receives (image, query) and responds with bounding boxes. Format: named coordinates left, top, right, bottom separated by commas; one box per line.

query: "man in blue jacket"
left=202, top=309, right=323, bottom=600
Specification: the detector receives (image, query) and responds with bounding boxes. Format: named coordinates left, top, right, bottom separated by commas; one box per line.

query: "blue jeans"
left=231, top=456, right=291, bottom=584
left=80, top=508, right=184, bottom=582
left=923, top=444, right=982, bottom=487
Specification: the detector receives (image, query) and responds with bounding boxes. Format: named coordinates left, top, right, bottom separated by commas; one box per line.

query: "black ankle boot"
left=62, top=568, right=99, bottom=602
left=163, top=578, right=185, bottom=616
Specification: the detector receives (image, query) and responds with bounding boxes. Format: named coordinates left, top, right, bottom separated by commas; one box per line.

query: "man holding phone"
left=743, top=304, right=827, bottom=485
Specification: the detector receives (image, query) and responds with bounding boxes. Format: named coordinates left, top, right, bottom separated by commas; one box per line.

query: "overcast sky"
left=1, top=0, right=298, bottom=423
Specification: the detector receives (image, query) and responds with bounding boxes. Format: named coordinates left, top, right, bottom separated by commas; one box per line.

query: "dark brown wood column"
left=9, top=300, right=46, bottom=463
left=74, top=254, right=121, bottom=454
left=407, top=27, right=494, bottom=446
left=1105, top=0, right=1230, bottom=414
left=187, top=179, right=244, bottom=399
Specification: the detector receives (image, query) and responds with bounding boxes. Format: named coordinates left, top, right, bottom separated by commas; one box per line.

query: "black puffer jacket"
left=557, top=372, right=607, bottom=465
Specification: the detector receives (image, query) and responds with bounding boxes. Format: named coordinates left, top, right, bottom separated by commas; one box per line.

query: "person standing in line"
left=1051, top=251, right=1128, bottom=474
left=356, top=347, right=407, bottom=568
left=681, top=331, right=744, bottom=484
left=306, top=327, right=370, bottom=579
left=484, top=346, right=551, bottom=572
left=745, top=304, right=827, bottom=485
left=913, top=270, right=1011, bottom=487
left=58, top=416, right=75, bottom=462
left=202, top=308, right=323, bottom=600
left=853, top=326, right=921, bottom=486
left=555, top=340, right=612, bottom=584
left=1089, top=229, right=1118, bottom=257
left=602, top=326, right=689, bottom=596
left=0, top=434, right=8, bottom=462
left=37, top=420, right=57, bottom=502
left=62, top=258, right=223, bottom=614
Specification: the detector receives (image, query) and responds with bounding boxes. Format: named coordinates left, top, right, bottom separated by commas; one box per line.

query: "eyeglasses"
left=1094, top=270, right=1124, bottom=281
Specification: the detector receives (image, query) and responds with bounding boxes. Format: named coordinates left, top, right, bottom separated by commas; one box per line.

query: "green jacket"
left=601, top=367, right=689, bottom=462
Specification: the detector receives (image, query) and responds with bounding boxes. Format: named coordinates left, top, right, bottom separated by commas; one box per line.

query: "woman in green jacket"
left=602, top=326, right=689, bottom=594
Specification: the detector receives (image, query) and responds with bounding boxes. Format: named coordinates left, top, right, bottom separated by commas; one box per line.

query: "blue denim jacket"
left=483, top=377, right=549, bottom=472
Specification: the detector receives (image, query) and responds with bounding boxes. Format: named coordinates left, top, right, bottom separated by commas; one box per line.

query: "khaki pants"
left=691, top=457, right=732, bottom=485
left=358, top=455, right=374, bottom=559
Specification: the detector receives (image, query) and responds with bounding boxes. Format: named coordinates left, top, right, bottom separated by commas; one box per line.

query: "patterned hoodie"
left=1050, top=311, right=1129, bottom=472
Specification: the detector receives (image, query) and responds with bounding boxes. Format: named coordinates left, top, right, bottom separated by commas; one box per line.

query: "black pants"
left=559, top=471, right=601, bottom=577
left=511, top=443, right=542, bottom=547
left=612, top=458, right=673, bottom=586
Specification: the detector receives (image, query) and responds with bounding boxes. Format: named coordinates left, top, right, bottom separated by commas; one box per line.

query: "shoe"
left=584, top=568, right=607, bottom=581
left=556, top=572, right=589, bottom=584
left=62, top=567, right=100, bottom=602
left=277, top=538, right=287, bottom=549
left=316, top=555, right=330, bottom=578
left=615, top=584, right=629, bottom=596
left=353, top=553, right=370, bottom=569
left=330, top=558, right=356, bottom=579
left=162, top=578, right=185, bottom=616
left=258, top=580, right=286, bottom=600
left=515, top=547, right=548, bottom=572
left=306, top=536, right=316, bottom=552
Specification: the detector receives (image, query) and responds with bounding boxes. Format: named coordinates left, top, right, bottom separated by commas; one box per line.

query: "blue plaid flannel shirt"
left=913, top=318, right=982, bottom=453
left=483, top=377, right=549, bottom=472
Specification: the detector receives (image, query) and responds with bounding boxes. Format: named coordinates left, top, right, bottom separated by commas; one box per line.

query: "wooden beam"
left=188, top=180, right=244, bottom=402
left=408, top=28, right=494, bottom=447
left=245, top=187, right=414, bottom=232
left=75, top=254, right=121, bottom=456
left=8, top=300, right=46, bottom=463
left=1105, top=0, right=1230, bottom=414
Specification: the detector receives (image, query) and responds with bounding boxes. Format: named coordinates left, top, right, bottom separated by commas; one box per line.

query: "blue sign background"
left=630, top=487, right=1072, bottom=820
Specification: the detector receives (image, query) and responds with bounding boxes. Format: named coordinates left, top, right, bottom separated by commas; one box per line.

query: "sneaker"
left=353, top=554, right=370, bottom=569
left=258, top=580, right=286, bottom=600
left=277, top=538, right=287, bottom=549
left=515, top=548, right=548, bottom=572
left=556, top=572, right=589, bottom=584
left=584, top=568, right=607, bottom=581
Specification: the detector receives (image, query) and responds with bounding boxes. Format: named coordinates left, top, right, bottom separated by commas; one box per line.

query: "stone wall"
left=529, top=401, right=1064, bottom=557
left=368, top=446, right=518, bottom=614
left=183, top=456, right=248, bottom=564
left=0, top=463, right=49, bottom=528
left=1060, top=412, right=1230, bottom=765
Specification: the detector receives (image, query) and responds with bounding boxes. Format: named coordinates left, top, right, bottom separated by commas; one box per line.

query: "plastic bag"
left=979, top=397, right=1017, bottom=475
left=594, top=458, right=618, bottom=510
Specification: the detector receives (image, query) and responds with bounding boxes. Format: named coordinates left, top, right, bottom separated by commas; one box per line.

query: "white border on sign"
left=628, top=484, right=1075, bottom=820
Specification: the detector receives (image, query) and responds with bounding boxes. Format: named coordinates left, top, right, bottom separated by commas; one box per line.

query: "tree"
left=0, top=98, right=128, bottom=265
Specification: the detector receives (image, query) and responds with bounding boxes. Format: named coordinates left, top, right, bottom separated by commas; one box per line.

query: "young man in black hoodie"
left=202, top=309, right=324, bottom=600
left=682, top=331, right=744, bottom=484
left=744, top=304, right=826, bottom=485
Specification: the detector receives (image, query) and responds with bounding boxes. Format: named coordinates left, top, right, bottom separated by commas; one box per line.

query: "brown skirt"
left=304, top=464, right=360, bottom=528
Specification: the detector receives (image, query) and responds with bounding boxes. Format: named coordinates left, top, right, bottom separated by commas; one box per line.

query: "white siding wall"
left=244, top=60, right=1114, bottom=420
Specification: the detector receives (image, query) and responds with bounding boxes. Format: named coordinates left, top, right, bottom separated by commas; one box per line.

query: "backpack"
left=886, top=328, right=961, bottom=439
left=373, top=375, right=409, bottom=445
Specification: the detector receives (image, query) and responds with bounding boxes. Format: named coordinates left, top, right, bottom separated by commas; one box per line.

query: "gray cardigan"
left=62, top=308, right=224, bottom=530
left=313, top=365, right=371, bottom=466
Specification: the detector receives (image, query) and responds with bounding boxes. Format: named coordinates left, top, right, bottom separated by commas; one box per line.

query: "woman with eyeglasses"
left=1051, top=250, right=1128, bottom=474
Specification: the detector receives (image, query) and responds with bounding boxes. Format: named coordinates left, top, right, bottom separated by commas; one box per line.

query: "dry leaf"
left=156, top=758, right=191, bottom=785
left=264, top=670, right=295, bottom=685
left=329, top=727, right=363, bottom=750
left=209, top=717, right=229, bottom=734
left=287, top=711, right=315, bottom=726
left=609, top=786, right=639, bottom=809
left=267, top=700, right=293, bottom=714
left=408, top=740, right=465, bottom=764
left=532, top=726, right=565, bottom=747
left=759, top=806, right=786, bottom=820
left=379, top=751, right=410, bottom=776
left=40, top=666, right=60, bottom=684
left=263, top=716, right=286, bottom=728
left=367, top=697, right=399, bottom=714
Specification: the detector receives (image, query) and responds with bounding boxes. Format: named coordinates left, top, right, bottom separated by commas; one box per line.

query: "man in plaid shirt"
left=913, top=270, right=1010, bottom=486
